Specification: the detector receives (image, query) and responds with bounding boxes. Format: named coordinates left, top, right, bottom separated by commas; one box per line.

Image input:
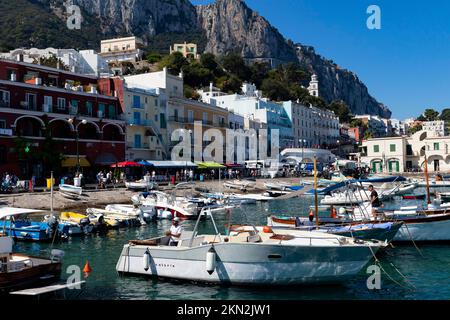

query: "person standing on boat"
left=166, top=217, right=183, bottom=246
left=368, top=185, right=382, bottom=220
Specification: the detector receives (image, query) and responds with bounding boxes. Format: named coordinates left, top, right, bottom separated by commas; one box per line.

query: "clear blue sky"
left=192, top=0, right=450, bottom=119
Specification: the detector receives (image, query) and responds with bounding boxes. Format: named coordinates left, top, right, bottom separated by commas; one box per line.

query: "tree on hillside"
left=249, top=62, right=270, bottom=88
left=440, top=109, right=450, bottom=121
left=221, top=53, right=251, bottom=80
left=159, top=52, right=188, bottom=75
left=216, top=75, right=242, bottom=94
left=328, top=100, right=351, bottom=123
left=182, top=61, right=214, bottom=88
left=420, top=108, right=440, bottom=121
left=146, top=53, right=162, bottom=64
left=261, top=78, right=291, bottom=101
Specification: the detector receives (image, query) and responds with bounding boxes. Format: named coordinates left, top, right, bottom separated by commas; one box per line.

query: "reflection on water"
left=12, top=188, right=450, bottom=300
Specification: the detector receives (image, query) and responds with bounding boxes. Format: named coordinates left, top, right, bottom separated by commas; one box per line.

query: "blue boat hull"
left=0, top=221, right=53, bottom=242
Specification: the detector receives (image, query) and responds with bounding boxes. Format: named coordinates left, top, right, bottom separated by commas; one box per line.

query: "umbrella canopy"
left=138, top=160, right=153, bottom=166
left=110, top=161, right=144, bottom=168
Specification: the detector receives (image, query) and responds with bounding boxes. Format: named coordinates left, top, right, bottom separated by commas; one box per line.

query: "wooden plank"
left=9, top=281, right=85, bottom=296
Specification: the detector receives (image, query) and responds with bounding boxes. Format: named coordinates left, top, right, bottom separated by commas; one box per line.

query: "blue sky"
left=191, top=0, right=450, bottom=119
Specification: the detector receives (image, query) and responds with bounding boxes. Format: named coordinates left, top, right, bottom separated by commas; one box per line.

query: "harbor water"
left=12, top=189, right=450, bottom=300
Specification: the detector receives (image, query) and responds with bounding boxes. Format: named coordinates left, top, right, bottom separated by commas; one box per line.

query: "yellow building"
left=170, top=42, right=200, bottom=60
left=122, top=86, right=167, bottom=161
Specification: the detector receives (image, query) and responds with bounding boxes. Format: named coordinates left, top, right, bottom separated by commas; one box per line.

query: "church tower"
left=308, top=74, right=319, bottom=97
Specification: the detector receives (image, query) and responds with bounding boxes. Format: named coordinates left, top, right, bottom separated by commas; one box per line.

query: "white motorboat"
left=116, top=207, right=383, bottom=286
left=59, top=184, right=82, bottom=196
left=264, top=182, right=292, bottom=191
left=131, top=191, right=199, bottom=219
left=320, top=184, right=401, bottom=205
left=223, top=180, right=256, bottom=192
left=416, top=180, right=450, bottom=188
left=353, top=202, right=450, bottom=242
left=125, top=180, right=158, bottom=191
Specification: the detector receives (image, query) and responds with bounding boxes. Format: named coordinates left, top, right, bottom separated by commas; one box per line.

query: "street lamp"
left=336, top=139, right=340, bottom=157
left=68, top=118, right=87, bottom=175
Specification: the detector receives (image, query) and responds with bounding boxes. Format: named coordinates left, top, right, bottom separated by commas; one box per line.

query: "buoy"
left=263, top=226, right=273, bottom=233
left=206, top=247, right=217, bottom=275
left=143, top=250, right=150, bottom=271
left=83, top=260, right=92, bottom=278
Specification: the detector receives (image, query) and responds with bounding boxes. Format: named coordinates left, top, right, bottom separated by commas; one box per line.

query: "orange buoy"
left=83, top=260, right=92, bottom=274
left=263, top=226, right=273, bottom=233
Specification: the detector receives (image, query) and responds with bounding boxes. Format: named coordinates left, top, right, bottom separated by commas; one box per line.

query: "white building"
left=361, top=130, right=450, bottom=173
left=353, top=115, right=390, bottom=137
left=100, top=36, right=144, bottom=64
left=0, top=48, right=110, bottom=76
left=422, top=120, right=446, bottom=137
left=281, top=148, right=336, bottom=165
left=390, top=119, right=407, bottom=136
left=199, top=83, right=294, bottom=149
left=283, top=101, right=340, bottom=148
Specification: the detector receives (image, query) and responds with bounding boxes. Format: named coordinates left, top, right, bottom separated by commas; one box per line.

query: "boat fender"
left=263, top=226, right=273, bottom=233
left=143, top=250, right=151, bottom=271
left=206, top=246, right=217, bottom=275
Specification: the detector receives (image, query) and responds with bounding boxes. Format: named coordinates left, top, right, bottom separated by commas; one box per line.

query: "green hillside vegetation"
left=157, top=52, right=351, bottom=122
left=0, top=0, right=103, bottom=50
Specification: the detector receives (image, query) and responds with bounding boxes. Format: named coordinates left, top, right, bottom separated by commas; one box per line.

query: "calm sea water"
left=13, top=187, right=450, bottom=300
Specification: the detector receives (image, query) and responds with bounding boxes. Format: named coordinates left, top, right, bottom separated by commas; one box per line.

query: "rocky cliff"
left=196, top=0, right=391, bottom=118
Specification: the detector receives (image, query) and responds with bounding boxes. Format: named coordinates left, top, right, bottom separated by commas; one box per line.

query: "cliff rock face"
left=195, top=0, right=391, bottom=118
left=296, top=46, right=391, bottom=118
left=45, top=0, right=198, bottom=43
left=196, top=0, right=297, bottom=62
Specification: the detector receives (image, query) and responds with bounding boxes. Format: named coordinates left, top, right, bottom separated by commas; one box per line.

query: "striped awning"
left=195, top=162, right=226, bottom=169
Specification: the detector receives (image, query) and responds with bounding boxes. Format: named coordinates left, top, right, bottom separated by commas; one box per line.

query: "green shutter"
left=390, top=144, right=396, bottom=152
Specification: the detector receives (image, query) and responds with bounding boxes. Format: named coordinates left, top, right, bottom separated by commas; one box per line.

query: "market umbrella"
left=110, top=161, right=144, bottom=168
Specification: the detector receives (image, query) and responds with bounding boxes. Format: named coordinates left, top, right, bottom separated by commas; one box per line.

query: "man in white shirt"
left=166, top=217, right=183, bottom=246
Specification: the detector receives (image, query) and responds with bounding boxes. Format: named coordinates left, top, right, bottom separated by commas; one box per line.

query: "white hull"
left=118, top=257, right=370, bottom=285
left=125, top=181, right=158, bottom=191
left=417, top=181, right=450, bottom=188
left=394, top=216, right=450, bottom=241
left=116, top=242, right=379, bottom=285
left=59, top=184, right=82, bottom=196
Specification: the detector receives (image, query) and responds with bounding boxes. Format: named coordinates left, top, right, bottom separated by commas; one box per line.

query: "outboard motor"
left=79, top=217, right=92, bottom=235
left=94, top=214, right=108, bottom=235
left=45, top=215, right=60, bottom=240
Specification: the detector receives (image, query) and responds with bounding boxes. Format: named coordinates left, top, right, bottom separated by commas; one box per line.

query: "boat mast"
left=50, top=171, right=54, bottom=214
left=424, top=154, right=431, bottom=205
left=314, top=156, right=319, bottom=227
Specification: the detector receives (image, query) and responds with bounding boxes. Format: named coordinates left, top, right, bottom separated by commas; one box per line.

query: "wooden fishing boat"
left=1, top=211, right=64, bottom=293
left=403, top=194, right=426, bottom=200
left=125, top=180, right=158, bottom=191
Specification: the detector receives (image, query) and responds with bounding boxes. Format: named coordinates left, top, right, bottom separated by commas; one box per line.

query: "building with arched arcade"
left=360, top=130, right=450, bottom=174
left=0, top=59, right=126, bottom=182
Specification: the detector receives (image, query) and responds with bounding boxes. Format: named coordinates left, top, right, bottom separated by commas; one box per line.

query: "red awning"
left=110, top=161, right=144, bottom=168
left=224, top=164, right=244, bottom=168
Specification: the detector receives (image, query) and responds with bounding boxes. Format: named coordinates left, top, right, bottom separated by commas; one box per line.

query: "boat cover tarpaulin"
left=306, top=176, right=407, bottom=195
left=0, top=208, right=45, bottom=220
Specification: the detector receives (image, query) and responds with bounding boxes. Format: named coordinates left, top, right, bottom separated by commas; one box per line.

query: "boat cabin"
left=0, top=237, right=13, bottom=273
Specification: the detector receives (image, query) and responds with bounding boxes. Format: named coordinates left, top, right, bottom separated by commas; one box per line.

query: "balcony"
left=128, top=119, right=151, bottom=127
left=169, top=116, right=187, bottom=123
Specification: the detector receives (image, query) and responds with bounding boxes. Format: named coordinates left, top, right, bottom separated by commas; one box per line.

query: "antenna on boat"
left=424, top=153, right=431, bottom=205
left=314, top=156, right=319, bottom=228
